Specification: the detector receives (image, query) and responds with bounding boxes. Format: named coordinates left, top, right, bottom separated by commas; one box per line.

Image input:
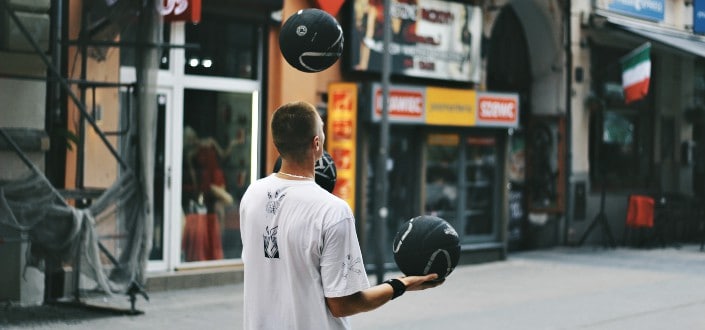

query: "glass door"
left=180, top=89, right=257, bottom=262
left=461, top=135, right=498, bottom=240
left=150, top=12, right=263, bottom=270
left=424, top=132, right=501, bottom=244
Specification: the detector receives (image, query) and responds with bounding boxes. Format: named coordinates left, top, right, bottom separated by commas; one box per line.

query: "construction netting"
left=0, top=169, right=150, bottom=296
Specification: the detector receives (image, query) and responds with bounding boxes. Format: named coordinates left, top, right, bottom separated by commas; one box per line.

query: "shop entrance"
left=424, top=132, right=503, bottom=243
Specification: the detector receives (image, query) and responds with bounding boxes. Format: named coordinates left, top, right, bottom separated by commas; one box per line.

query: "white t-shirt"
left=240, top=175, right=370, bottom=330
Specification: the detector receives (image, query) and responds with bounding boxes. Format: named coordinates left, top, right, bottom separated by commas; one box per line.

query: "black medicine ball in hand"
left=393, top=215, right=461, bottom=280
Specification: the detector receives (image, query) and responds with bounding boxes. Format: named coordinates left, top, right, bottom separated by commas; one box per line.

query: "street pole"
left=374, top=0, right=392, bottom=284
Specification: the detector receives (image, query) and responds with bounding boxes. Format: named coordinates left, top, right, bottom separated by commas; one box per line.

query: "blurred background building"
left=2, top=0, right=704, bottom=307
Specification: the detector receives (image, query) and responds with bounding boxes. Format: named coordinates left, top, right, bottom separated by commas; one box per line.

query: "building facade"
left=3, top=0, right=704, bottom=306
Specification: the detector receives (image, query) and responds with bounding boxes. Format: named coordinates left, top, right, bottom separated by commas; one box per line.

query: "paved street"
left=3, top=244, right=705, bottom=329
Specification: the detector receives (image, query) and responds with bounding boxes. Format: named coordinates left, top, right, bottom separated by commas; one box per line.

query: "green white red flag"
left=621, top=43, right=651, bottom=104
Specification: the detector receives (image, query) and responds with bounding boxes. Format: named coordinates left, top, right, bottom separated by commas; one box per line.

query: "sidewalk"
left=3, top=244, right=704, bottom=329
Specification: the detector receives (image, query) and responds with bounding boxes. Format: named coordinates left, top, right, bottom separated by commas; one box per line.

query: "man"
left=240, top=101, right=442, bottom=329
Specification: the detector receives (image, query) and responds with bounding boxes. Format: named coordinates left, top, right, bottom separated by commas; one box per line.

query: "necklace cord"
left=277, top=171, right=314, bottom=180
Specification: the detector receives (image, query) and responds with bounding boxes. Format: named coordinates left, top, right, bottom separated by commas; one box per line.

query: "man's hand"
left=399, top=274, right=445, bottom=291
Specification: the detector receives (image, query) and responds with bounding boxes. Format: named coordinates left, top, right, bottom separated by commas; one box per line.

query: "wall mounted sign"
left=159, top=0, right=201, bottom=23
left=327, top=83, right=359, bottom=210
left=605, top=0, right=664, bottom=22
left=694, top=0, right=705, bottom=34
left=349, top=0, right=482, bottom=83
left=369, top=83, right=519, bottom=128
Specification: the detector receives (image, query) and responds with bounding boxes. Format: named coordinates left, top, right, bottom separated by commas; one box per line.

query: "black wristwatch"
left=384, top=278, right=406, bottom=300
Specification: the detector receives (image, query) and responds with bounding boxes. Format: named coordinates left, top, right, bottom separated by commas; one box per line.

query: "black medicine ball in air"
left=279, top=8, right=344, bottom=73
left=392, top=215, right=461, bottom=280
left=273, top=150, right=337, bottom=193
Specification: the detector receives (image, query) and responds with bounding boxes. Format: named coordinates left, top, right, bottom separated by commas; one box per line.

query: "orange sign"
left=328, top=83, right=358, bottom=210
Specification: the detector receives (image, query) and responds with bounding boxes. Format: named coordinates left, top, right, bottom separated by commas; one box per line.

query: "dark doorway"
left=486, top=6, right=532, bottom=250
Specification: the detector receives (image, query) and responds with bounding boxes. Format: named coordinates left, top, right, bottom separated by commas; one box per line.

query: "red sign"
left=331, top=90, right=354, bottom=112
left=332, top=120, right=354, bottom=139
left=160, top=0, right=201, bottom=23
left=374, top=88, right=424, bottom=120
left=332, top=148, right=352, bottom=169
left=476, top=93, right=519, bottom=126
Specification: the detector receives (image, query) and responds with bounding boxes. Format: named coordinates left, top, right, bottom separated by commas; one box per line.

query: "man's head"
left=271, top=101, right=325, bottom=164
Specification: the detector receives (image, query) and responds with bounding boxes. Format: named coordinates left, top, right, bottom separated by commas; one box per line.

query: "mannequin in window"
left=181, top=126, right=237, bottom=261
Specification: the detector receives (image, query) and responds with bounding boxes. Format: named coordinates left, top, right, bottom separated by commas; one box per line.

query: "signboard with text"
left=695, top=0, right=705, bottom=34
left=349, top=0, right=482, bottom=83
left=603, top=0, right=664, bottom=21
left=371, top=84, right=426, bottom=124
left=370, top=84, right=519, bottom=128
left=327, top=83, right=359, bottom=210
left=476, top=92, right=520, bottom=127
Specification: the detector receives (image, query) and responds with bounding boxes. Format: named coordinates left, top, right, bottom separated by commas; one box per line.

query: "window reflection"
left=185, top=14, right=258, bottom=79
left=181, top=90, right=251, bottom=261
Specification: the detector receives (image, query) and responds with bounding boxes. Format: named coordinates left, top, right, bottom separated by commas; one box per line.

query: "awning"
left=592, top=10, right=705, bottom=58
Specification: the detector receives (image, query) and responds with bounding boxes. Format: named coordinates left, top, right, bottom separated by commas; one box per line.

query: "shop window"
left=424, top=133, right=499, bottom=241
left=425, top=134, right=460, bottom=223
left=589, top=45, right=654, bottom=190
left=119, top=21, right=171, bottom=69
left=462, top=136, right=497, bottom=237
left=184, top=13, right=258, bottom=79
left=181, top=89, right=253, bottom=261
left=590, top=107, right=652, bottom=190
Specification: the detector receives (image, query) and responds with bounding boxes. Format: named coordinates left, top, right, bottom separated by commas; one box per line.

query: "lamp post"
left=374, top=0, right=392, bottom=284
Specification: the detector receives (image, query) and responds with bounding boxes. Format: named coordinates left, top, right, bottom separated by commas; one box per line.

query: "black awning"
left=593, top=11, right=705, bottom=58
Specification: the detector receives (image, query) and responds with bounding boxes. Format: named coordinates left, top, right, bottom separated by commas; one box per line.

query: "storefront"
left=570, top=0, right=705, bottom=245
left=328, top=81, right=519, bottom=266
left=137, top=0, right=282, bottom=273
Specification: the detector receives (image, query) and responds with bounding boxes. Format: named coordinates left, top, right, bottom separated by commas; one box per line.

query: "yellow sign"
left=424, top=87, right=476, bottom=126
left=327, top=83, right=358, bottom=210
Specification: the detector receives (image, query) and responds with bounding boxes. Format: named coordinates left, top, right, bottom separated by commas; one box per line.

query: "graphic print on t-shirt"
left=266, top=189, right=285, bottom=214
left=264, top=225, right=279, bottom=258
left=342, top=254, right=363, bottom=279
left=263, top=189, right=285, bottom=258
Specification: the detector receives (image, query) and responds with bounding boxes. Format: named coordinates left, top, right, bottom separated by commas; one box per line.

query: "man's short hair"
left=271, top=101, right=320, bottom=163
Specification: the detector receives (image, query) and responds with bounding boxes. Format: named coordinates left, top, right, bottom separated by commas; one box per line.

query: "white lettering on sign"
left=158, top=0, right=189, bottom=16
left=612, top=0, right=663, bottom=12
left=375, top=91, right=423, bottom=117
left=698, top=11, right=705, bottom=19
left=389, top=95, right=423, bottom=114
left=479, top=99, right=516, bottom=120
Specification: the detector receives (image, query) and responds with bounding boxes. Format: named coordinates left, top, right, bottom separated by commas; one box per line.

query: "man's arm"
left=325, top=274, right=442, bottom=318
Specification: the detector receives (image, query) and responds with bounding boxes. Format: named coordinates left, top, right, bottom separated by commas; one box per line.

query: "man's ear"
left=314, top=135, right=321, bottom=151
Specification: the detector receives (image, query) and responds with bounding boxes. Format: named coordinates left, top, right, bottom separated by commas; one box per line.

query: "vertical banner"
left=328, top=83, right=358, bottom=210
